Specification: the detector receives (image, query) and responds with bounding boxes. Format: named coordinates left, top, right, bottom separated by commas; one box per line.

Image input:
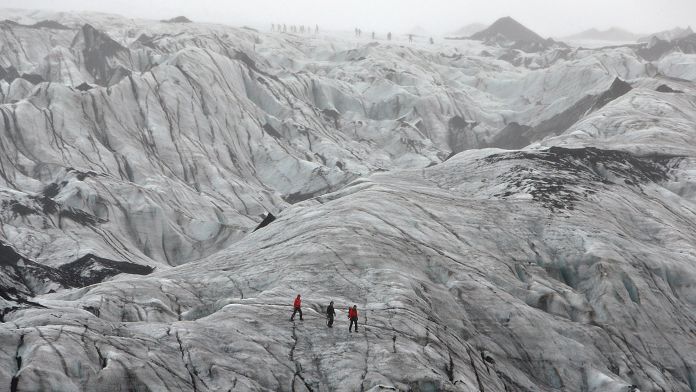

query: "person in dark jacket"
left=326, top=301, right=336, bottom=327
left=290, top=294, right=303, bottom=321
left=348, top=305, right=358, bottom=332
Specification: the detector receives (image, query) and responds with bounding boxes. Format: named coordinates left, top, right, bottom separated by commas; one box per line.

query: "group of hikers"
left=271, top=24, right=319, bottom=34
left=270, top=24, right=435, bottom=44
left=290, top=294, right=359, bottom=332
left=352, top=28, right=431, bottom=44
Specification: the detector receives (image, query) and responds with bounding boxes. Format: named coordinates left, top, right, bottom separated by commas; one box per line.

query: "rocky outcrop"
left=637, top=33, right=696, bottom=61
left=162, top=16, right=193, bottom=24
left=488, top=78, right=633, bottom=149
left=71, top=24, right=133, bottom=86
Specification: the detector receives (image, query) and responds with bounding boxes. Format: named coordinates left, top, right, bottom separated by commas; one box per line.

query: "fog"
left=0, top=0, right=694, bottom=36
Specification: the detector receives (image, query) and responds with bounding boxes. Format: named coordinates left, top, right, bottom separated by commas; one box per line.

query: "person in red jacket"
left=290, top=294, right=303, bottom=321
left=348, top=305, right=358, bottom=332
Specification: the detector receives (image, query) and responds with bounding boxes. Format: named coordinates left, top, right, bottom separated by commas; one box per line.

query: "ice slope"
left=1, top=8, right=696, bottom=391
left=2, top=145, right=696, bottom=391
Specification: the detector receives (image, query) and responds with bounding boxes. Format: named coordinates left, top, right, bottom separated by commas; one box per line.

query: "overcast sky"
left=1, top=0, right=694, bottom=36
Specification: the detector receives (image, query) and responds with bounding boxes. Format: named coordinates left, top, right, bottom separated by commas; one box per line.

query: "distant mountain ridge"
left=563, top=27, right=640, bottom=42
left=639, top=26, right=694, bottom=43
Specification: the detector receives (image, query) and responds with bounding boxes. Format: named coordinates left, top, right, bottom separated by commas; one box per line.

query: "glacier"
left=1, top=8, right=696, bottom=392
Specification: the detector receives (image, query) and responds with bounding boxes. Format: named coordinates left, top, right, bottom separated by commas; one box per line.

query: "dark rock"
left=447, top=115, right=478, bottom=155
left=488, top=122, right=532, bottom=150
left=3, top=239, right=153, bottom=298
left=484, top=147, right=670, bottom=211
left=31, top=195, right=58, bottom=214
left=20, top=73, right=44, bottom=85
left=656, top=84, right=683, bottom=93
left=283, top=189, right=328, bottom=204
left=253, top=212, right=276, bottom=232
left=75, top=82, right=94, bottom=91
left=0, top=241, right=22, bottom=266
left=31, top=20, right=71, bottom=30
left=42, top=183, right=61, bottom=198
left=490, top=78, right=632, bottom=150
left=59, top=207, right=105, bottom=225
left=0, top=241, right=66, bottom=298
left=161, top=16, right=192, bottom=23
left=58, top=254, right=154, bottom=287
left=134, top=34, right=158, bottom=49
left=77, top=24, right=130, bottom=86
left=637, top=34, right=696, bottom=61
left=1, top=66, right=20, bottom=83
left=528, top=94, right=596, bottom=141
left=8, top=201, right=37, bottom=216
left=321, top=108, right=341, bottom=128
left=262, top=123, right=283, bottom=139
left=591, top=78, right=632, bottom=111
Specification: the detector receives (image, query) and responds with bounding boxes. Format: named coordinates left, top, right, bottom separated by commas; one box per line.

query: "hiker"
left=271, top=23, right=275, bottom=32
left=429, top=37, right=434, bottom=44
left=372, top=31, right=375, bottom=40
left=290, top=294, right=303, bottom=321
left=408, top=34, right=413, bottom=43
left=348, top=305, right=358, bottom=332
left=327, top=301, right=336, bottom=327
left=387, top=32, right=392, bottom=41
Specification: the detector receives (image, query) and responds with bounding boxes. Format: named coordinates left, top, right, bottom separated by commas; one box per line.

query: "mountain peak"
left=471, top=16, right=546, bottom=44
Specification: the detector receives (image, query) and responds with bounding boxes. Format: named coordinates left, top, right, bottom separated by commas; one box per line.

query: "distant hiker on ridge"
left=372, top=31, right=375, bottom=40
left=387, top=32, right=392, bottom=41
left=408, top=34, right=413, bottom=43
left=290, top=294, right=303, bottom=321
left=348, top=305, right=358, bottom=332
left=429, top=37, right=434, bottom=44
left=326, top=301, right=336, bottom=327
